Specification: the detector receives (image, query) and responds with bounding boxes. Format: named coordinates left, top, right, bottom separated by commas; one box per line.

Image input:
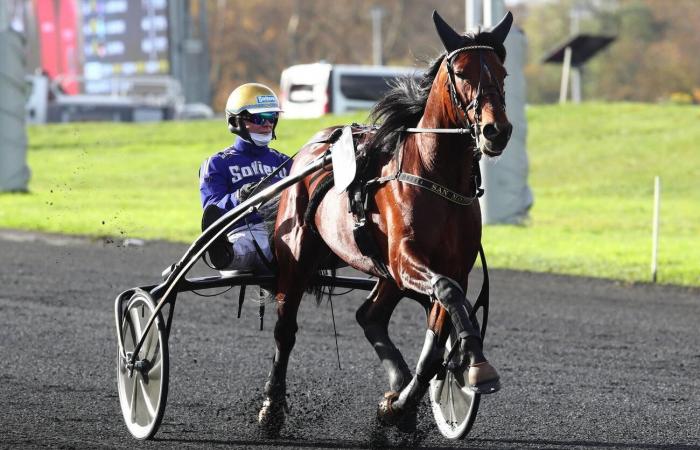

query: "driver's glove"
left=237, top=183, right=256, bottom=202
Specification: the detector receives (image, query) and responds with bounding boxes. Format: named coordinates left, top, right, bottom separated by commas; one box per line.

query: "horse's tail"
left=308, top=263, right=338, bottom=306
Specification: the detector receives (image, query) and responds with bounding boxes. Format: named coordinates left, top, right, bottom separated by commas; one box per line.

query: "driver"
left=199, top=83, right=290, bottom=272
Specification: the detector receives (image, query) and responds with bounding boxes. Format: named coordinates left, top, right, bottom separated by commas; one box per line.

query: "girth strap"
left=348, top=182, right=393, bottom=280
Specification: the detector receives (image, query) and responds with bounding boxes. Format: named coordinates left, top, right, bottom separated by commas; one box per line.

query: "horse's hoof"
left=258, top=397, right=286, bottom=434
left=376, top=391, right=400, bottom=425
left=468, top=361, right=501, bottom=394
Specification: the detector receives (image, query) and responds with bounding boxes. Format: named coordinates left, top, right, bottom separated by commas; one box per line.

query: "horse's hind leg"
left=356, top=280, right=412, bottom=393
left=258, top=182, right=328, bottom=434
left=377, top=301, right=450, bottom=424
left=258, top=234, right=326, bottom=434
left=258, top=282, right=305, bottom=433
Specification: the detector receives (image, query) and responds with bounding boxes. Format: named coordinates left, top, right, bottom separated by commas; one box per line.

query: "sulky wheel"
left=117, top=289, right=169, bottom=440
left=429, top=330, right=481, bottom=439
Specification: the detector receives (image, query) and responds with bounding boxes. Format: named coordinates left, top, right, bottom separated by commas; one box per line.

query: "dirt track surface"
left=0, top=230, right=698, bottom=449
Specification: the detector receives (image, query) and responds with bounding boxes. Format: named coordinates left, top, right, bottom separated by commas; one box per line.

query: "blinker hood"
left=432, top=10, right=513, bottom=61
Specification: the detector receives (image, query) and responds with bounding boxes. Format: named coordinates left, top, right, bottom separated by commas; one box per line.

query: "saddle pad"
left=332, top=126, right=357, bottom=193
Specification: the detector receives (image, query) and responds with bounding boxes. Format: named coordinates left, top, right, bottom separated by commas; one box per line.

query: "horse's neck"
left=403, top=115, right=474, bottom=189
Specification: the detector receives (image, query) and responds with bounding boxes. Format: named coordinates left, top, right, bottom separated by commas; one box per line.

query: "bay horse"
left=259, top=10, right=513, bottom=431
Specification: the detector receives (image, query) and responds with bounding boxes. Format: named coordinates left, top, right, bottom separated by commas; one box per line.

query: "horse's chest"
left=391, top=205, right=478, bottom=254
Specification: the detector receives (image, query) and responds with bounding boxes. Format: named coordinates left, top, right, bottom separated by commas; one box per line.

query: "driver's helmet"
left=224, top=83, right=281, bottom=127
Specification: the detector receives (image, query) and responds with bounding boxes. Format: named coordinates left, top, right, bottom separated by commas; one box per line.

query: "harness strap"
left=374, top=172, right=479, bottom=205
left=348, top=177, right=393, bottom=280
left=367, top=155, right=484, bottom=206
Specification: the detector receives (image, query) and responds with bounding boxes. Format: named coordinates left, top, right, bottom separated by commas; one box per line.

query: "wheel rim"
left=117, top=292, right=168, bottom=440
left=429, top=334, right=480, bottom=439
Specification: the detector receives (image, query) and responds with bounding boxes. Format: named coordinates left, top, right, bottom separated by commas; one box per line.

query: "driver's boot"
left=201, top=205, right=233, bottom=270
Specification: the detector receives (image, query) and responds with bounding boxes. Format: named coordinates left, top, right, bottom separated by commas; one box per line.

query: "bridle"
left=405, top=44, right=506, bottom=157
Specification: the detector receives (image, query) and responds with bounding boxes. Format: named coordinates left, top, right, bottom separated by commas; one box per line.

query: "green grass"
left=1, top=103, right=698, bottom=287
left=484, top=103, right=700, bottom=286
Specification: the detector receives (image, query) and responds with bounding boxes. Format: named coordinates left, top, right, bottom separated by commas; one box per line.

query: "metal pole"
left=559, top=46, right=572, bottom=104
left=465, top=0, right=482, bottom=31
left=0, top=1, right=31, bottom=192
left=571, top=67, right=582, bottom=103
left=482, top=0, right=493, bottom=26
left=651, top=176, right=661, bottom=283
left=0, top=2, right=7, bottom=29
left=371, top=6, right=384, bottom=66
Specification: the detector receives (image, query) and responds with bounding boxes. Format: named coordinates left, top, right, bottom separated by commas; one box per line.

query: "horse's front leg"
left=376, top=276, right=500, bottom=424
left=430, top=275, right=500, bottom=393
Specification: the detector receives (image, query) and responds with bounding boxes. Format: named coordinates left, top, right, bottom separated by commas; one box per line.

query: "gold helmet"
left=225, top=83, right=281, bottom=118
left=225, top=83, right=282, bottom=138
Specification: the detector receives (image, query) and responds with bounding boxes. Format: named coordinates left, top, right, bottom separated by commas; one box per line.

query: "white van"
left=279, top=63, right=423, bottom=118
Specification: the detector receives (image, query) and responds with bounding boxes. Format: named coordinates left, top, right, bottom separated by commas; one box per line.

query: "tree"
left=205, top=0, right=464, bottom=110
left=521, top=0, right=700, bottom=103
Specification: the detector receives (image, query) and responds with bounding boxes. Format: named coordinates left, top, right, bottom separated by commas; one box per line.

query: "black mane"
left=367, top=54, right=445, bottom=156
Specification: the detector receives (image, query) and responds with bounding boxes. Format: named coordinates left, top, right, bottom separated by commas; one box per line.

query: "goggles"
left=244, top=112, right=279, bottom=125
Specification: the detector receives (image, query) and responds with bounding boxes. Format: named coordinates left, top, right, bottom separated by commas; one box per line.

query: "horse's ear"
left=489, top=11, right=513, bottom=44
left=433, top=10, right=464, bottom=52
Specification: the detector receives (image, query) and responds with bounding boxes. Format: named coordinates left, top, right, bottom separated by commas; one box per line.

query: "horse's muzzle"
left=480, top=121, right=512, bottom=157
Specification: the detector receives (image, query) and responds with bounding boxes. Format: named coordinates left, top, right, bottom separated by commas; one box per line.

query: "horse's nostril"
left=482, top=122, right=512, bottom=140
left=482, top=123, right=498, bottom=139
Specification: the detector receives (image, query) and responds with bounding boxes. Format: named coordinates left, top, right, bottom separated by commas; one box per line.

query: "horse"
left=259, top=10, right=513, bottom=431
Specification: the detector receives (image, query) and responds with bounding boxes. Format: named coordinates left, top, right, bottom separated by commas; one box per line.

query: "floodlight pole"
left=371, top=6, right=384, bottom=66
left=465, top=0, right=482, bottom=30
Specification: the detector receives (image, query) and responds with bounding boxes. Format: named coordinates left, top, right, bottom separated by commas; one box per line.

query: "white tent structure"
left=0, top=3, right=30, bottom=192
left=467, top=0, right=532, bottom=224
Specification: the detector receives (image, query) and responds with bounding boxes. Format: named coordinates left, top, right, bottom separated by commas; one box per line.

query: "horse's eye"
left=455, top=72, right=472, bottom=83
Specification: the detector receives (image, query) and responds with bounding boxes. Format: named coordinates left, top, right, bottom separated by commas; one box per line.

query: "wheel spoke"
left=456, top=383, right=474, bottom=405
left=129, top=307, right=144, bottom=345
left=125, top=319, right=137, bottom=351
left=138, top=378, right=157, bottom=418
left=129, top=375, right=138, bottom=422
left=432, top=379, right=445, bottom=403
left=447, top=374, right=457, bottom=426
left=148, top=359, right=162, bottom=379
left=149, top=341, right=161, bottom=365
left=142, top=326, right=156, bottom=360
left=453, top=369, right=466, bottom=388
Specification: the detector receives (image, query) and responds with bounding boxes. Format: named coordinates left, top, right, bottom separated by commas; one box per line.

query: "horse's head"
left=433, top=11, right=513, bottom=157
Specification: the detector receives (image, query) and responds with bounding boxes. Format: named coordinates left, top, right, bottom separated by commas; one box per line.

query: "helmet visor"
left=243, top=112, right=279, bottom=125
